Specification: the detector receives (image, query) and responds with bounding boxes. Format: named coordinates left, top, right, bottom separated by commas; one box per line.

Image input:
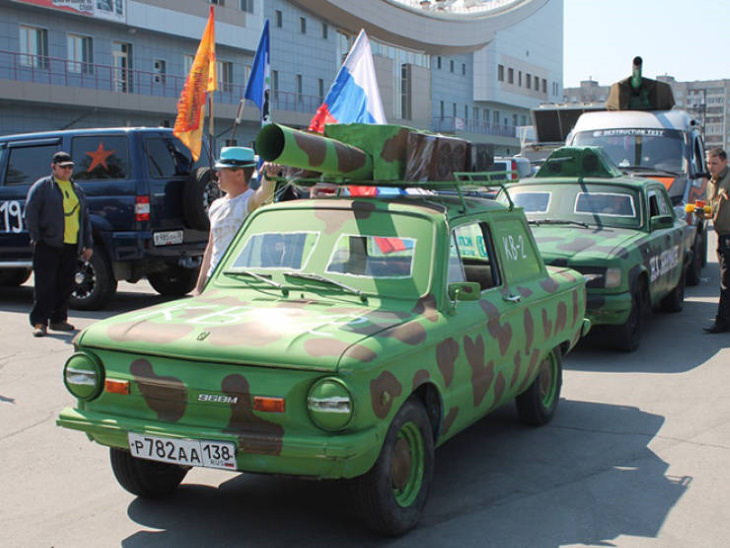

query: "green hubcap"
left=538, top=353, right=558, bottom=408
left=390, top=421, right=425, bottom=507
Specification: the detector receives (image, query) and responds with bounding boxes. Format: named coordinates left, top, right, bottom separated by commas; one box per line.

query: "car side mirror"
left=448, top=281, right=481, bottom=301
left=650, top=214, right=674, bottom=231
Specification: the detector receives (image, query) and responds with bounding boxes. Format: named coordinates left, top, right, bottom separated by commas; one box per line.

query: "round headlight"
left=63, top=352, right=104, bottom=401
left=307, top=378, right=353, bottom=431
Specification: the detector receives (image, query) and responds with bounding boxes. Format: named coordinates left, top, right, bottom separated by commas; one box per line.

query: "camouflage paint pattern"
left=58, top=190, right=588, bottom=480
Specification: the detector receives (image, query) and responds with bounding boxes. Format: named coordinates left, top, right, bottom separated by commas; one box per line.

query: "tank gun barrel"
left=255, top=123, right=373, bottom=179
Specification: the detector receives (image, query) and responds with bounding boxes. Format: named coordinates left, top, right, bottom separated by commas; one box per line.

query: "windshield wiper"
left=223, top=268, right=289, bottom=296
left=528, top=219, right=590, bottom=228
left=283, top=271, right=366, bottom=301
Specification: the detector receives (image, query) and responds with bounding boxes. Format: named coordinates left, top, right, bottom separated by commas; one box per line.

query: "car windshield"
left=508, top=183, right=642, bottom=229
left=572, top=128, right=687, bottom=174
left=220, top=207, right=432, bottom=299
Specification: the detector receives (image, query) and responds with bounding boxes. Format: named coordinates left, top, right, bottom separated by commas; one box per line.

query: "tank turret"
left=605, top=56, right=675, bottom=111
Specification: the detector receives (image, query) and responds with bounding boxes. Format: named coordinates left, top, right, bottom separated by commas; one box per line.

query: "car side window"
left=451, top=222, right=500, bottom=291
left=648, top=190, right=661, bottom=217
left=145, top=137, right=192, bottom=178
left=5, top=144, right=59, bottom=185
left=71, top=136, right=130, bottom=180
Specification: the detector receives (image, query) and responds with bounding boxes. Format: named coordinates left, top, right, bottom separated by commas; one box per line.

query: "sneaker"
left=49, top=321, right=76, bottom=332
left=32, top=324, right=47, bottom=337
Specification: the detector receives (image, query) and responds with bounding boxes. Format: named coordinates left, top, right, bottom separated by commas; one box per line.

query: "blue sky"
left=563, top=0, right=728, bottom=88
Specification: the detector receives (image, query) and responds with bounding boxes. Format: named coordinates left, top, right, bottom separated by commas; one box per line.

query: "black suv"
left=0, top=127, right=217, bottom=309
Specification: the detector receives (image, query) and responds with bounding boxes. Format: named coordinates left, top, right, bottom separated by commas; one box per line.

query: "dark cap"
left=52, top=151, right=74, bottom=167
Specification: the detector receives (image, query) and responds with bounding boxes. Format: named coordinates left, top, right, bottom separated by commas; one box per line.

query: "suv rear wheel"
left=69, top=246, right=117, bottom=310
left=147, top=264, right=198, bottom=296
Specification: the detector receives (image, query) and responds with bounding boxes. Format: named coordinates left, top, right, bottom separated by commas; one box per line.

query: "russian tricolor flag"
left=308, top=29, right=387, bottom=133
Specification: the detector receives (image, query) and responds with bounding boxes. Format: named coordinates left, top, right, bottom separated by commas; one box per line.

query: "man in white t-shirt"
left=194, top=146, right=277, bottom=295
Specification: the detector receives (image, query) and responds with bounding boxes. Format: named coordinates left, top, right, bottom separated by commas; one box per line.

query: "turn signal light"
left=105, top=378, right=130, bottom=395
left=253, top=396, right=285, bottom=413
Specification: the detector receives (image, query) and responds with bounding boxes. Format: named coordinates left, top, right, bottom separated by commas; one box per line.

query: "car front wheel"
left=109, top=448, right=189, bottom=498
left=352, top=398, right=434, bottom=536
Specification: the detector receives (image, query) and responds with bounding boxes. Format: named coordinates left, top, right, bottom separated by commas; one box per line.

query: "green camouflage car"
left=504, top=146, right=690, bottom=352
left=57, top=125, right=589, bottom=536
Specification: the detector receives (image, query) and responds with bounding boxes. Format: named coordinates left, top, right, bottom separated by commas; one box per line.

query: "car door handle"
left=503, top=294, right=521, bottom=303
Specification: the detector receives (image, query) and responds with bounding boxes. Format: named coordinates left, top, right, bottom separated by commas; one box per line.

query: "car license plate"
left=128, top=433, right=236, bottom=470
left=153, top=230, right=184, bottom=246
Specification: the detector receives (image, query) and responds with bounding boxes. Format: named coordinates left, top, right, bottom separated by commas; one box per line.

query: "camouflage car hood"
left=531, top=226, right=644, bottom=264
left=78, top=290, right=427, bottom=372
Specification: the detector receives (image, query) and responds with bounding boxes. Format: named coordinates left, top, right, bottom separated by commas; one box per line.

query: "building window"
left=493, top=110, right=500, bottom=125
left=112, top=41, right=133, bottom=93
left=183, top=54, right=194, bottom=75
left=437, top=56, right=441, bottom=69
left=401, top=64, right=412, bottom=120
left=534, top=76, right=539, bottom=91
left=512, top=114, right=518, bottom=127
left=464, top=105, right=468, bottom=119
left=452, top=103, right=457, bottom=117
left=508, top=67, right=514, bottom=84
left=542, top=78, right=547, bottom=94
left=296, top=73, right=303, bottom=101
left=322, top=22, right=328, bottom=39
left=210, top=0, right=224, bottom=5
left=462, top=63, right=466, bottom=75
left=474, top=107, right=479, bottom=120
left=275, top=10, right=282, bottom=27
left=518, top=71, right=522, bottom=87
left=497, top=64, right=504, bottom=82
left=153, top=59, right=166, bottom=84
left=67, top=34, right=93, bottom=74
left=449, top=59, right=454, bottom=73
left=318, top=78, right=325, bottom=102
left=271, top=69, right=279, bottom=98
left=526, top=73, right=531, bottom=89
left=239, top=0, right=253, bottom=12
left=217, top=60, right=233, bottom=92
left=484, top=109, right=489, bottom=122
left=440, top=100, right=444, bottom=117
left=300, top=17, right=306, bottom=34
left=19, top=25, right=48, bottom=69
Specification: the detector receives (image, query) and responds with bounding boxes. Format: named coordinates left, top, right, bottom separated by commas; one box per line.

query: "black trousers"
left=30, top=242, right=78, bottom=327
left=717, top=234, right=730, bottom=325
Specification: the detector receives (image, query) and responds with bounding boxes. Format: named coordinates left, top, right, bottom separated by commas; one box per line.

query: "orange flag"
left=173, top=6, right=217, bottom=161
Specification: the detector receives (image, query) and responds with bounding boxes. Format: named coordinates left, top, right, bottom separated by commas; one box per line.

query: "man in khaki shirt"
left=704, top=148, right=730, bottom=333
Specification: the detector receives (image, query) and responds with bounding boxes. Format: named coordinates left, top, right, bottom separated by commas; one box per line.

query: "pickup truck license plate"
left=128, top=433, right=236, bottom=470
left=153, top=230, right=184, bottom=246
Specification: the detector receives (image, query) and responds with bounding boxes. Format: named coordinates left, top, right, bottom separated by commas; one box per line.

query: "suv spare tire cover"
left=184, top=167, right=221, bottom=231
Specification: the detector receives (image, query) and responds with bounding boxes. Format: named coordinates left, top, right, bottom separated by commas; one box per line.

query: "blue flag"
left=242, top=20, right=270, bottom=125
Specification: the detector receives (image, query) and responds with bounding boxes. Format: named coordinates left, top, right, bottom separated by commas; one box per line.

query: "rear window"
left=144, top=137, right=193, bottom=178
left=4, top=144, right=59, bottom=185
left=71, top=136, right=130, bottom=180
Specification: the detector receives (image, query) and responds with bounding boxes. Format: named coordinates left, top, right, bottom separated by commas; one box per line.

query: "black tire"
left=69, top=246, right=117, bottom=310
left=608, top=280, right=648, bottom=352
left=147, top=264, right=198, bottom=296
left=660, top=268, right=685, bottom=313
left=0, top=268, right=31, bottom=287
left=352, top=398, right=434, bottom=536
left=183, top=167, right=220, bottom=231
left=515, top=347, right=562, bottom=426
left=109, top=447, right=188, bottom=498
left=686, top=231, right=703, bottom=287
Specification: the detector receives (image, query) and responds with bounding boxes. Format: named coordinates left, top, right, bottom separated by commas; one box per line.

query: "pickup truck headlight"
left=307, top=378, right=353, bottom=431
left=605, top=268, right=622, bottom=288
left=63, top=352, right=104, bottom=401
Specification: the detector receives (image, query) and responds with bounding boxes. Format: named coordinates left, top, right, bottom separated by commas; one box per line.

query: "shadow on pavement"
left=121, top=401, right=685, bottom=548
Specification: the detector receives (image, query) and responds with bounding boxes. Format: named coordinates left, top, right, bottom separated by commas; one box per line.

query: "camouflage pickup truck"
left=58, top=123, right=589, bottom=536
left=504, top=146, right=690, bottom=352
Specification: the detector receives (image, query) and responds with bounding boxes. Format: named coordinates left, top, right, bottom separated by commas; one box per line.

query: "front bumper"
left=57, top=407, right=382, bottom=479
left=586, top=290, right=632, bottom=326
